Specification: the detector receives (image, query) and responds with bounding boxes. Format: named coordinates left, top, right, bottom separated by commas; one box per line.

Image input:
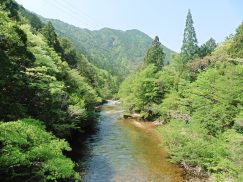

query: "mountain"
left=40, top=18, right=174, bottom=80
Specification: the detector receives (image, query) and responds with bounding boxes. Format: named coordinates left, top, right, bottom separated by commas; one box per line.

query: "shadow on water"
left=68, top=101, right=184, bottom=182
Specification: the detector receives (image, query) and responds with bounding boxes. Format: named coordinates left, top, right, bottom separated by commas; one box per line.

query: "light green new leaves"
left=0, top=119, right=79, bottom=181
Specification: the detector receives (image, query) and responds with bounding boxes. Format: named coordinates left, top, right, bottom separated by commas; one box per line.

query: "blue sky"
left=16, top=0, right=243, bottom=51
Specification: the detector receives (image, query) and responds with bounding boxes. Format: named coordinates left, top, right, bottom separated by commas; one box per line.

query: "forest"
left=0, top=0, right=117, bottom=180
left=119, top=10, right=243, bottom=181
left=40, top=17, right=174, bottom=81
left=0, top=0, right=242, bottom=181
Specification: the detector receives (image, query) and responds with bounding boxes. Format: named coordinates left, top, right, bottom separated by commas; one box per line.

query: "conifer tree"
left=144, top=36, right=165, bottom=69
left=42, top=22, right=63, bottom=55
left=181, top=10, right=198, bottom=60
left=199, top=38, right=217, bottom=58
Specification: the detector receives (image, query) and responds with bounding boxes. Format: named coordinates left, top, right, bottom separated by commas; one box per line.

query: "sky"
left=15, top=0, right=243, bottom=51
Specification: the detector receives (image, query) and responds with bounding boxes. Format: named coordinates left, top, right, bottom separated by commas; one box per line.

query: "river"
left=70, top=100, right=184, bottom=182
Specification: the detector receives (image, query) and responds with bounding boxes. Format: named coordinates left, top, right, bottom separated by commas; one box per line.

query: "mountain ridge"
left=40, top=17, right=175, bottom=80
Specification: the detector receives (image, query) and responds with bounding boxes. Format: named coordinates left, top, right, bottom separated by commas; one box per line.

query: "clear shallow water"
left=75, top=101, right=184, bottom=182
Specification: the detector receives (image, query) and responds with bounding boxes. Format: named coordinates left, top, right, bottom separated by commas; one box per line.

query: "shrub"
left=0, top=119, right=80, bottom=181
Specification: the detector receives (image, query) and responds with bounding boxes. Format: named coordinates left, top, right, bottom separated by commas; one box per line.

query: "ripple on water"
left=79, top=102, right=184, bottom=182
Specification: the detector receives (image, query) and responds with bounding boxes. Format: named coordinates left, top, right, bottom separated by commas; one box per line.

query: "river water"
left=72, top=100, right=184, bottom=182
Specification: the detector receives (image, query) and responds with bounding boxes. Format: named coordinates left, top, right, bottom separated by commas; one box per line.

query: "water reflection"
left=75, top=101, right=184, bottom=182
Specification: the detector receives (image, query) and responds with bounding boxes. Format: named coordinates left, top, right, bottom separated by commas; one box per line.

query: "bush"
left=0, top=119, right=80, bottom=181
left=157, top=120, right=243, bottom=180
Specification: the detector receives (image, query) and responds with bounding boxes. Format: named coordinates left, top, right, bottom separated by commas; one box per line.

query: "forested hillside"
left=1, top=1, right=242, bottom=182
left=119, top=10, right=243, bottom=181
left=0, top=0, right=116, bottom=181
left=40, top=18, right=174, bottom=80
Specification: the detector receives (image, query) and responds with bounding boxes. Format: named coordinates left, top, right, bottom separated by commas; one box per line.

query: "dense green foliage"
left=20, top=10, right=118, bottom=98
left=40, top=18, right=174, bottom=81
left=0, top=8, right=34, bottom=120
left=42, top=22, right=63, bottom=56
left=119, top=65, right=163, bottom=120
left=199, top=38, right=217, bottom=58
left=119, top=12, right=243, bottom=181
left=19, top=7, right=43, bottom=31
left=0, top=119, right=79, bottom=181
left=0, top=0, right=19, bottom=20
left=0, top=1, right=118, bottom=180
left=228, top=22, right=243, bottom=58
left=1, top=1, right=243, bottom=181
left=17, top=23, right=100, bottom=137
left=144, top=36, right=165, bottom=69
left=119, top=37, right=166, bottom=120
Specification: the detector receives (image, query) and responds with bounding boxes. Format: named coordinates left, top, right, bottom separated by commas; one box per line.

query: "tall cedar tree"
left=42, top=22, right=63, bottom=56
left=144, top=36, right=165, bottom=69
left=181, top=10, right=198, bottom=60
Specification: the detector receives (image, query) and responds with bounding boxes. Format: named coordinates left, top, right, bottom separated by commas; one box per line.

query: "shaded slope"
left=40, top=18, right=174, bottom=79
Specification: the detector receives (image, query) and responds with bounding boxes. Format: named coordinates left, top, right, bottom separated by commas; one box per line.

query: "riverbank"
left=71, top=101, right=186, bottom=181
left=124, top=118, right=211, bottom=182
